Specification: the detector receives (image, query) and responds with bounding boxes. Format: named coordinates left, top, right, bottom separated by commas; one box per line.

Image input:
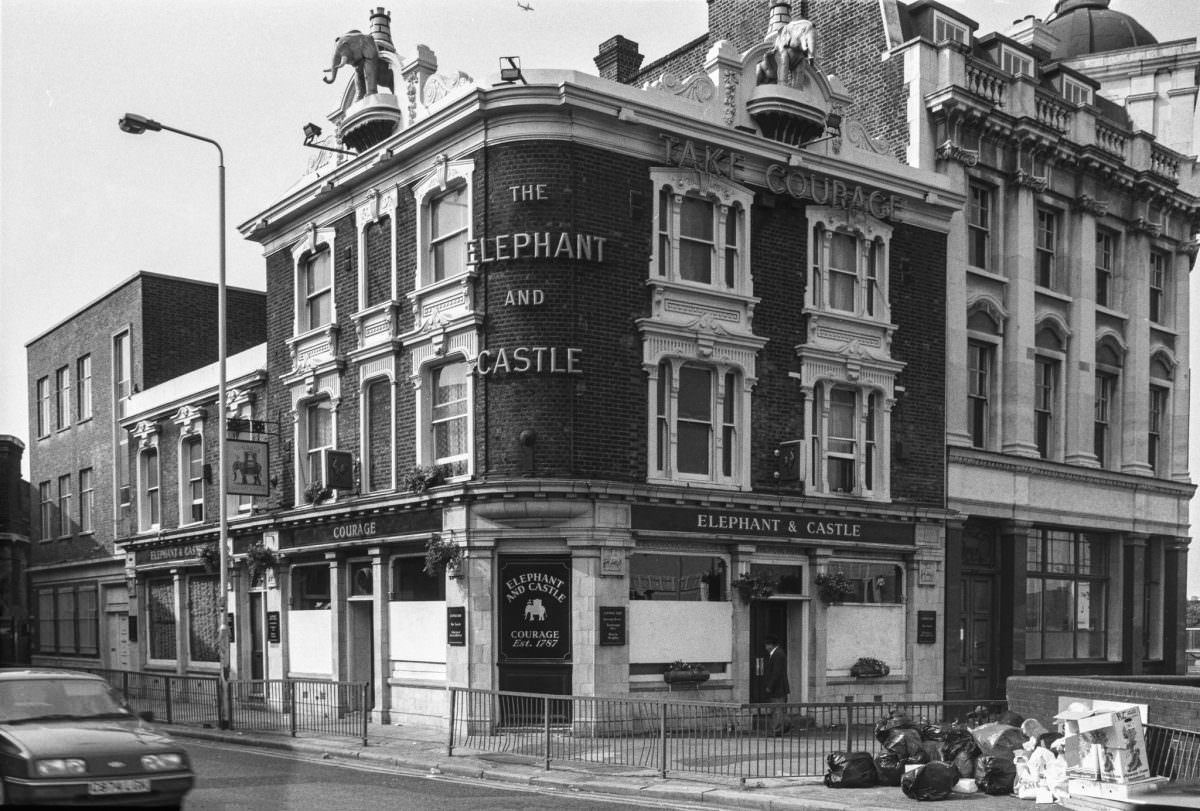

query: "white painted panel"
left=628, top=601, right=732, bottom=663
left=825, top=604, right=905, bottom=674
left=389, top=601, right=446, bottom=663
left=287, top=610, right=332, bottom=677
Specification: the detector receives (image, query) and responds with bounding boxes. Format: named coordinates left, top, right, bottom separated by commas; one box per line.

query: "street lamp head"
left=118, top=113, right=163, bottom=134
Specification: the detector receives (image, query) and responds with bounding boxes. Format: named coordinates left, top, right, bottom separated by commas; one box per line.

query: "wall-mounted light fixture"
left=499, top=56, right=527, bottom=85
left=301, top=122, right=357, bottom=157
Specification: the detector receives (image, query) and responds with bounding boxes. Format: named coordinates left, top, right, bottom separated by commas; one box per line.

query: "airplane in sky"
left=518, top=2, right=533, bottom=10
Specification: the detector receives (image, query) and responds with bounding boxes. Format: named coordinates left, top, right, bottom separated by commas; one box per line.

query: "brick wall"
left=1008, top=675, right=1200, bottom=732
left=265, top=247, right=296, bottom=509
left=364, top=218, right=391, bottom=308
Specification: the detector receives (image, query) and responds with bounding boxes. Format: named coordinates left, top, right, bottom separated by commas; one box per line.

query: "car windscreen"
left=0, top=678, right=131, bottom=723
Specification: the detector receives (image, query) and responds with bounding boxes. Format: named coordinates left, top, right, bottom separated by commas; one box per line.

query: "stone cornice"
left=948, top=447, right=1195, bottom=498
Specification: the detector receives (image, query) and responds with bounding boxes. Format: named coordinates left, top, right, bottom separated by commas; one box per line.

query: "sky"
left=3, top=0, right=1200, bottom=593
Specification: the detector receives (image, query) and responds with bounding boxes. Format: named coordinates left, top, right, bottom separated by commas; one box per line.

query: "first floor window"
left=430, top=364, right=468, bottom=474
left=35, top=585, right=98, bottom=655
left=1034, top=357, right=1058, bottom=459
left=652, top=362, right=740, bottom=484
left=55, top=366, right=70, bottom=430
left=968, top=184, right=991, bottom=270
left=36, top=377, right=50, bottom=437
left=1026, top=529, right=1108, bottom=660
left=630, top=554, right=727, bottom=601
left=1095, top=230, right=1115, bottom=308
left=810, top=383, right=884, bottom=497
left=139, top=448, right=160, bottom=530
left=1148, top=385, right=1168, bottom=474
left=148, top=578, right=177, bottom=660
left=302, top=250, right=332, bottom=331
left=183, top=436, right=204, bottom=523
left=1036, top=208, right=1058, bottom=289
left=1149, top=252, right=1167, bottom=324
left=56, top=474, right=71, bottom=538
left=967, top=341, right=992, bottom=449
left=305, top=399, right=333, bottom=487
left=1094, top=373, right=1115, bottom=467
left=79, top=468, right=94, bottom=534
left=366, top=379, right=392, bottom=491
left=391, top=556, right=444, bottom=601
left=187, top=575, right=220, bottom=662
left=39, top=480, right=52, bottom=540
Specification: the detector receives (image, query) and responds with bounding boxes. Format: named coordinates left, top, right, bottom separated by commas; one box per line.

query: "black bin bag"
left=824, top=751, right=879, bottom=788
left=976, top=756, right=1018, bottom=796
left=874, top=751, right=904, bottom=786
left=900, top=761, right=958, bottom=801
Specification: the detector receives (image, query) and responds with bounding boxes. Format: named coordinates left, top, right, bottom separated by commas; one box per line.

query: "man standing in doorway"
left=764, top=635, right=790, bottom=735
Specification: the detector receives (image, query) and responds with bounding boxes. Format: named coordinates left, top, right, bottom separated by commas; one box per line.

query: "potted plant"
left=303, top=481, right=332, bottom=504
left=663, top=660, right=710, bottom=684
left=850, top=656, right=890, bottom=678
left=815, top=571, right=855, bottom=604
left=403, top=464, right=445, bottom=495
left=735, top=572, right=778, bottom=603
left=245, top=542, right=279, bottom=583
left=423, top=533, right=463, bottom=578
left=199, top=544, right=220, bottom=574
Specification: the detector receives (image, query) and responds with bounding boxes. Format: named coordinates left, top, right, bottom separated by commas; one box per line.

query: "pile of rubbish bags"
left=823, top=709, right=1068, bottom=802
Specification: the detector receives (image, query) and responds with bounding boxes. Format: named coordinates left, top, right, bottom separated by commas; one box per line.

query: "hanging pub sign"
left=498, top=557, right=571, bottom=663
left=226, top=439, right=270, bottom=497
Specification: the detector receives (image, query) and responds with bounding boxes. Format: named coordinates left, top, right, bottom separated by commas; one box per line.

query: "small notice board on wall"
left=267, top=611, right=280, bottom=644
left=917, top=610, right=936, bottom=644
left=599, top=606, right=625, bottom=646
left=447, top=606, right=466, bottom=646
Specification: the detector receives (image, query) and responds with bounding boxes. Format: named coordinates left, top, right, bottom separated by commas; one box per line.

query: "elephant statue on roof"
left=323, top=30, right=380, bottom=100
left=756, top=18, right=816, bottom=87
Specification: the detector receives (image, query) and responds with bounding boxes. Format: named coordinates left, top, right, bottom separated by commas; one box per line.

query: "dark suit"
left=764, top=645, right=790, bottom=734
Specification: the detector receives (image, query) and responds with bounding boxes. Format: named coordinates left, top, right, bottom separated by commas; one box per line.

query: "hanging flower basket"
left=245, top=542, right=279, bottom=583
left=199, top=544, right=220, bottom=574
left=850, top=657, right=890, bottom=678
left=735, top=572, right=778, bottom=603
left=423, top=534, right=462, bottom=578
left=403, top=464, right=446, bottom=495
left=303, top=482, right=332, bottom=504
left=816, top=571, right=855, bottom=604
left=663, top=661, right=710, bottom=684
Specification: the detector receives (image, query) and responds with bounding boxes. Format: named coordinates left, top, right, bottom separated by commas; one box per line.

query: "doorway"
left=105, top=612, right=129, bottom=670
left=749, top=601, right=789, bottom=703
left=249, top=592, right=267, bottom=685
left=956, top=575, right=998, bottom=699
left=347, top=600, right=374, bottom=708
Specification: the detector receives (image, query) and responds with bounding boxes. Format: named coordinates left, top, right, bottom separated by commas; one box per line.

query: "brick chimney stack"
left=769, top=2, right=792, bottom=34
left=594, top=35, right=644, bottom=85
left=369, top=7, right=396, bottom=54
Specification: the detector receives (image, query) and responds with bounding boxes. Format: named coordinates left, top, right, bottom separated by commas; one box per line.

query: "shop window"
left=1025, top=529, right=1109, bottom=660
left=826, top=562, right=903, bottom=603
left=425, top=362, right=469, bottom=476
left=651, top=361, right=742, bottom=486
left=629, top=554, right=727, bottom=601
left=391, top=556, right=445, bottom=601
left=809, top=383, right=884, bottom=497
left=148, top=578, right=177, bottom=661
left=1143, top=543, right=1163, bottom=660
left=181, top=436, right=204, bottom=524
left=291, top=565, right=331, bottom=609
left=187, top=575, right=220, bottom=663
left=34, top=585, right=98, bottom=656
left=76, top=354, right=92, bottom=421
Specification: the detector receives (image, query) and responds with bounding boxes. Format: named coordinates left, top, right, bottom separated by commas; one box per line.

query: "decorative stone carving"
left=1132, top=217, right=1162, bottom=236
left=646, top=72, right=716, bottom=105
left=1012, top=169, right=1048, bottom=192
left=423, top=71, right=473, bottom=108
left=1075, top=194, right=1110, bottom=216
left=936, top=139, right=979, bottom=166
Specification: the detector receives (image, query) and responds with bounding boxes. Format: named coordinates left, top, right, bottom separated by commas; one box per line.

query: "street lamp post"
left=119, top=113, right=231, bottom=727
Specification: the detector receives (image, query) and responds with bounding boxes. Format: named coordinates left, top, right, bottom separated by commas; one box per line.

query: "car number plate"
left=88, top=779, right=150, bottom=795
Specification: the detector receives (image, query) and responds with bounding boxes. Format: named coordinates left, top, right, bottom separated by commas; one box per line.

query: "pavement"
left=163, top=720, right=1037, bottom=810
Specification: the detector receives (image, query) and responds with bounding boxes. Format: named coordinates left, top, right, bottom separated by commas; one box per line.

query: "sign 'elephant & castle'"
left=499, top=559, right=572, bottom=662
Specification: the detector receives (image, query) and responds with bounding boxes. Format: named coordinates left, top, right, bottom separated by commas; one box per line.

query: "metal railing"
left=449, top=688, right=1003, bottom=779
left=1146, top=724, right=1200, bottom=783
left=82, top=668, right=368, bottom=744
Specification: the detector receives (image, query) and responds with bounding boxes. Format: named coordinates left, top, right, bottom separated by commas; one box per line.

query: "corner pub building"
left=221, top=4, right=963, bottom=725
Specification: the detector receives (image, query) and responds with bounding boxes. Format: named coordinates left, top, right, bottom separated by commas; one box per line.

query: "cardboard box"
left=1054, top=701, right=1151, bottom=784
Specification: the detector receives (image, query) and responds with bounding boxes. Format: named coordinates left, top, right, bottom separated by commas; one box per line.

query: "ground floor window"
left=148, top=578, right=177, bottom=660
left=35, top=584, right=98, bottom=655
left=1025, top=529, right=1109, bottom=660
left=187, top=575, right=220, bottom=662
left=291, top=564, right=332, bottom=609
left=629, top=553, right=726, bottom=601
left=391, top=556, right=445, bottom=601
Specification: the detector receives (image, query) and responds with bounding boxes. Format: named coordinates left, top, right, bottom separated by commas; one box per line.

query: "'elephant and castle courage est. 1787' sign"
left=499, top=559, right=572, bottom=662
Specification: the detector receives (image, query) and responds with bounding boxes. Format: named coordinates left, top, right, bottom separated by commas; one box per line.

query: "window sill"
left=1095, top=304, right=1128, bottom=321
left=1034, top=286, right=1072, bottom=304
left=966, top=265, right=1008, bottom=284
left=1149, top=322, right=1178, bottom=338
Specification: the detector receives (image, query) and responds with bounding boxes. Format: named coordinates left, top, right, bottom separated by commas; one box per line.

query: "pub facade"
left=112, top=4, right=965, bottom=725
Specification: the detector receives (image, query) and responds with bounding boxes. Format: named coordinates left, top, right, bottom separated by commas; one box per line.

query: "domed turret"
left=1044, top=0, right=1157, bottom=60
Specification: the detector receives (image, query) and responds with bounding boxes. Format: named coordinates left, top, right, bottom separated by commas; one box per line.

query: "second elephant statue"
left=323, top=30, right=381, bottom=100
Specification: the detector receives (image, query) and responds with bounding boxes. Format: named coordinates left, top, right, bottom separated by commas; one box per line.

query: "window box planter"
left=663, top=661, right=710, bottom=684
left=849, top=657, right=890, bottom=678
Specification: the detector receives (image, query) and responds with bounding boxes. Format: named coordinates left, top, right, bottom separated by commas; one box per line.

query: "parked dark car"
left=0, top=668, right=194, bottom=808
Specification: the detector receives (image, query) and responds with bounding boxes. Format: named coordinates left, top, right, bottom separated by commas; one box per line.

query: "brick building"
left=668, top=0, right=1198, bottom=698
left=0, top=436, right=32, bottom=664
left=24, top=272, right=265, bottom=671
left=215, top=4, right=961, bottom=725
